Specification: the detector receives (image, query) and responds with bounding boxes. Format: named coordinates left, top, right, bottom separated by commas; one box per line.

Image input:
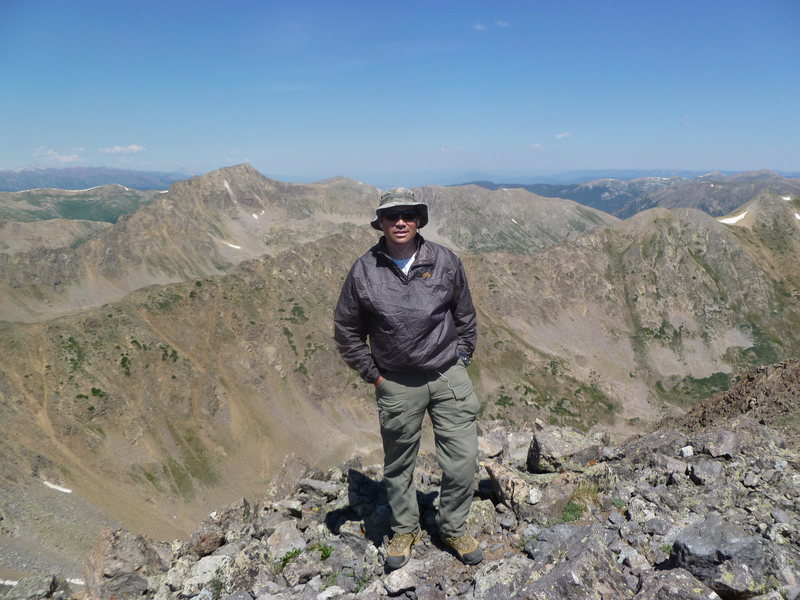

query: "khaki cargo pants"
left=375, top=361, right=479, bottom=538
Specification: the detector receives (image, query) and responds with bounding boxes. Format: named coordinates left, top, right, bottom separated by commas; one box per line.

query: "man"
left=333, top=187, right=483, bottom=570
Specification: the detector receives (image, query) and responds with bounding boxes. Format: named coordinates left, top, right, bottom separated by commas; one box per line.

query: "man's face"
left=380, top=206, right=419, bottom=245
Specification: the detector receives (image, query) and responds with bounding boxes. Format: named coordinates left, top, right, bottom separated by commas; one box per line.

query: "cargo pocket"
left=446, top=364, right=479, bottom=424
left=375, top=378, right=408, bottom=434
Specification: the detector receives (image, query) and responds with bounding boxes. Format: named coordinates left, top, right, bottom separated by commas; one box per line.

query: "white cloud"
left=495, top=20, right=510, bottom=27
left=531, top=144, right=545, bottom=151
left=555, top=132, right=572, bottom=140
left=34, top=147, right=82, bottom=164
left=100, top=144, right=146, bottom=155
left=473, top=23, right=486, bottom=31
left=440, top=146, right=464, bottom=153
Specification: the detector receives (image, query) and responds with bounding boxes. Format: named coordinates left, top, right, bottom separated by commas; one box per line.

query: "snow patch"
left=511, top=218, right=519, bottom=224
left=252, top=213, right=259, bottom=219
left=43, top=480, right=72, bottom=493
left=158, top=190, right=169, bottom=194
left=1, top=580, right=19, bottom=586
left=718, top=211, right=747, bottom=225
left=224, top=180, right=233, bottom=195
left=67, top=578, right=85, bottom=586
left=782, top=195, right=792, bottom=201
left=795, top=213, right=800, bottom=221
left=222, top=241, right=242, bottom=249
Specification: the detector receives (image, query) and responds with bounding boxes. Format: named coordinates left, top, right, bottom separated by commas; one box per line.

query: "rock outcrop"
left=70, top=421, right=799, bottom=600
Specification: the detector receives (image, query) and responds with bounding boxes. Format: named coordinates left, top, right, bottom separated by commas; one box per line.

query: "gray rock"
left=526, top=425, right=602, bottom=473
left=518, top=525, right=634, bottom=599
left=221, top=592, right=254, bottom=600
left=383, top=563, right=419, bottom=594
left=164, top=555, right=196, bottom=591
left=477, top=425, right=506, bottom=459
left=181, top=554, right=233, bottom=597
left=472, top=555, right=535, bottom=599
left=698, top=430, right=739, bottom=459
left=1, top=575, right=67, bottom=600
left=84, top=527, right=167, bottom=600
left=672, top=513, right=766, bottom=598
left=266, top=521, right=307, bottom=559
left=299, top=478, right=340, bottom=499
left=650, top=453, right=688, bottom=476
left=742, top=472, right=760, bottom=488
left=315, top=586, right=347, bottom=599
left=503, top=432, right=534, bottom=468
left=689, top=460, right=724, bottom=486
left=465, top=499, right=496, bottom=535
left=634, top=568, right=722, bottom=599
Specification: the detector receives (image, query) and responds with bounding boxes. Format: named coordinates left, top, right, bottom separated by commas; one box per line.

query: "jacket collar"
left=375, top=234, right=434, bottom=267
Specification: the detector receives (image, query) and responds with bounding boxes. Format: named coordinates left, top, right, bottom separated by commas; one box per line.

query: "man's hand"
left=374, top=375, right=385, bottom=388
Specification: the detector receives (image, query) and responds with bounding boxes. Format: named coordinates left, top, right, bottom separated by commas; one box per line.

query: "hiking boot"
left=443, top=533, right=483, bottom=565
left=385, top=528, right=423, bottom=570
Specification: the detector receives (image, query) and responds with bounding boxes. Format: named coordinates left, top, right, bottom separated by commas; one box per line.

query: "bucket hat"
left=370, top=187, right=428, bottom=230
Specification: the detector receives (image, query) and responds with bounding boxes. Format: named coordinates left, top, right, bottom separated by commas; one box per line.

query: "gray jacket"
left=334, top=235, right=477, bottom=383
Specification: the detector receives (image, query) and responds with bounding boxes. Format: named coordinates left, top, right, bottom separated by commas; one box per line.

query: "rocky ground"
left=2, top=361, right=799, bottom=600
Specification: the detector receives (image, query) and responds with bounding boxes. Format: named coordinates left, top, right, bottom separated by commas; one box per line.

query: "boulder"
left=84, top=528, right=167, bottom=600
left=634, top=568, right=722, bottom=599
left=671, top=513, right=766, bottom=599
left=526, top=425, right=602, bottom=474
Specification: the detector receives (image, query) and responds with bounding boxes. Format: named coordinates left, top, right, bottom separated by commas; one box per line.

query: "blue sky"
left=1, top=0, right=798, bottom=185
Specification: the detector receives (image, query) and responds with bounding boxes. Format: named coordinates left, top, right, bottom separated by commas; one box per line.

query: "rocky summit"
left=3, top=361, right=797, bottom=600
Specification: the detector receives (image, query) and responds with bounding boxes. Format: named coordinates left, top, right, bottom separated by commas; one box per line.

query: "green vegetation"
left=560, top=501, right=585, bottom=523
left=310, top=542, right=333, bottom=560
left=275, top=548, right=302, bottom=572
left=495, top=392, right=514, bottom=407
left=209, top=577, right=224, bottom=597
left=283, top=326, right=297, bottom=355
left=289, top=303, right=308, bottom=324
left=120, top=354, right=131, bottom=376
left=149, top=293, right=183, bottom=311
left=160, top=345, right=179, bottom=362
left=656, top=372, right=731, bottom=405
left=62, top=335, right=85, bottom=372
left=90, top=387, right=107, bottom=398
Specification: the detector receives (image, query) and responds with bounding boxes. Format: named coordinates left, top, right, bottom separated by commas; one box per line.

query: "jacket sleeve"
left=451, top=259, right=478, bottom=357
left=333, top=268, right=381, bottom=383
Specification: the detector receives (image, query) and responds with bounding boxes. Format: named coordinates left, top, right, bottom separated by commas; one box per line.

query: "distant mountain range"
left=1, top=164, right=799, bottom=578
left=0, top=166, right=189, bottom=192
left=465, top=170, right=800, bottom=217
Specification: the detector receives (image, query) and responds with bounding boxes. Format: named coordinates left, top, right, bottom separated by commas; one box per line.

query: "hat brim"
left=371, top=201, right=428, bottom=230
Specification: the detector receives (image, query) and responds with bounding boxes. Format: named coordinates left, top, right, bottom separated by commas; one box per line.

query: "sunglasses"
left=382, top=211, right=418, bottom=223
